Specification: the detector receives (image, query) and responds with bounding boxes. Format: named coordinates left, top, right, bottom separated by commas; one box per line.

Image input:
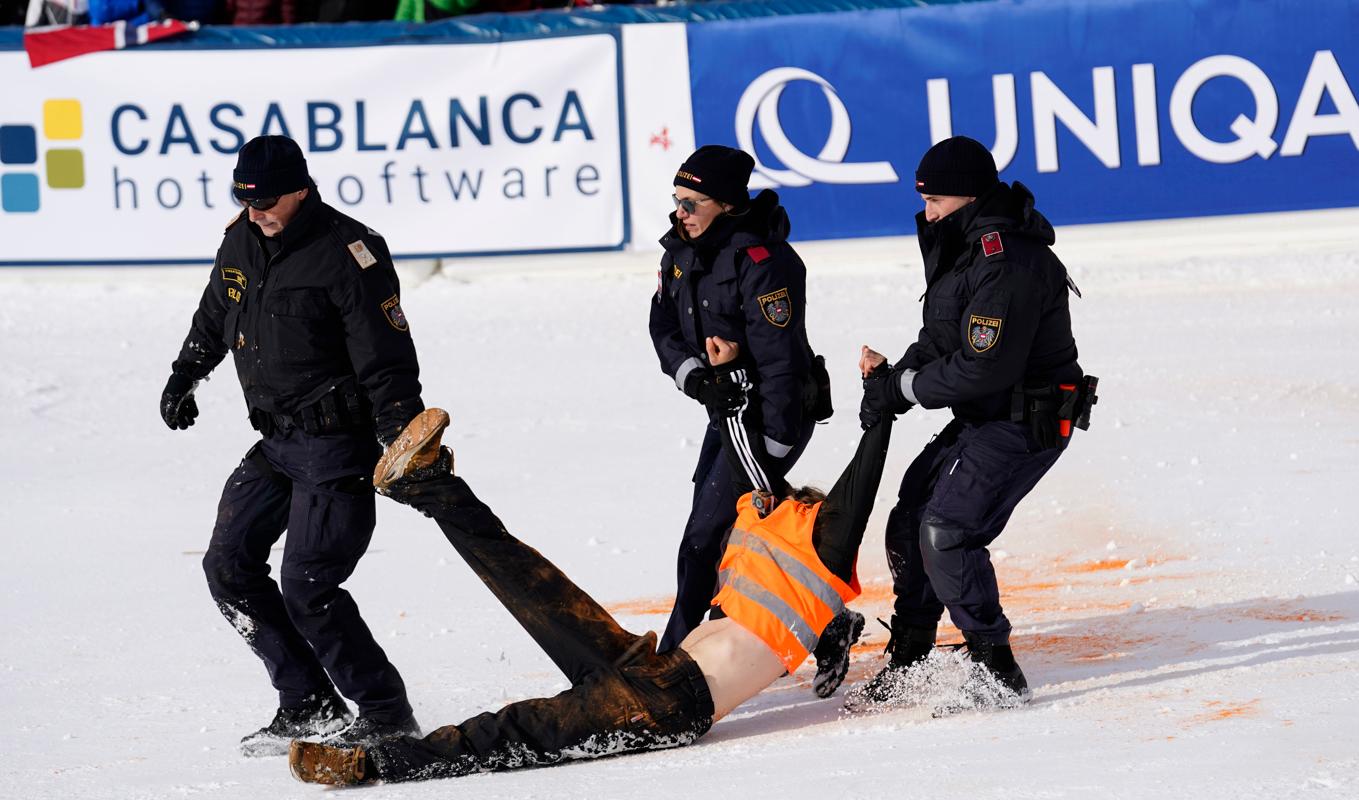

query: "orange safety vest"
left=710, top=492, right=861, bottom=673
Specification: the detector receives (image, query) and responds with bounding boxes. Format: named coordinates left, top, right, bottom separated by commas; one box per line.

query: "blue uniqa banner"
left=686, top=0, right=1359, bottom=238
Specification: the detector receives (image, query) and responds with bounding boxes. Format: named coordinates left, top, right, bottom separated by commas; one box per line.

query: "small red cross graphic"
left=650, top=127, right=673, bottom=151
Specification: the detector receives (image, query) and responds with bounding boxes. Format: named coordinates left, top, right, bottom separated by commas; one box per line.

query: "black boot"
left=962, top=634, right=1029, bottom=700
left=811, top=609, right=865, bottom=698
left=324, top=714, right=421, bottom=748
left=240, top=692, right=353, bottom=757
left=842, top=618, right=936, bottom=711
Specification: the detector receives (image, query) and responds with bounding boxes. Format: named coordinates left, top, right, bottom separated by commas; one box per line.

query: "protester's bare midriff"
left=680, top=616, right=787, bottom=721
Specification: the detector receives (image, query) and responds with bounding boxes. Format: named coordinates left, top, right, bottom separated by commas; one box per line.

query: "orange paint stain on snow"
left=1237, top=608, right=1344, bottom=623
left=1061, top=559, right=1132, bottom=573
left=1013, top=631, right=1154, bottom=661
left=605, top=597, right=673, bottom=616
left=1186, top=699, right=1261, bottom=726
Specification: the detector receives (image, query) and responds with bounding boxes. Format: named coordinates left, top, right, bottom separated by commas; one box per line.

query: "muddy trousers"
left=885, top=419, right=1062, bottom=643
left=368, top=475, right=715, bottom=782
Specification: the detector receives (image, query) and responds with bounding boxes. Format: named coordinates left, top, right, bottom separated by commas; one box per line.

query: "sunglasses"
left=236, top=195, right=281, bottom=211
left=671, top=194, right=714, bottom=215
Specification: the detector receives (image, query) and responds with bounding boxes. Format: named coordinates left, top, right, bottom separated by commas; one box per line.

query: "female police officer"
left=647, top=145, right=857, bottom=696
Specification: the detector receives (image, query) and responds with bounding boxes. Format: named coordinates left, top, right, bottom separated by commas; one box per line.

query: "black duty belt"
left=249, top=389, right=371, bottom=438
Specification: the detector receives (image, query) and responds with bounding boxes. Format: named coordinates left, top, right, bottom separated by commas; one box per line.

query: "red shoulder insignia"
left=746, top=245, right=771, bottom=264
left=981, top=231, right=1004, bottom=257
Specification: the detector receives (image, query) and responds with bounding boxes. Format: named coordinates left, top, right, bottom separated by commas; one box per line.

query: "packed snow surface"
left=2, top=208, right=1358, bottom=799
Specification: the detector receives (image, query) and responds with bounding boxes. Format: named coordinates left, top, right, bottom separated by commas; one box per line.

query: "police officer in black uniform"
left=851, top=136, right=1091, bottom=705
left=649, top=146, right=857, bottom=695
left=160, top=136, right=424, bottom=755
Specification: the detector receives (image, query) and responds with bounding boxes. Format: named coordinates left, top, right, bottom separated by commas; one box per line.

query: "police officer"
left=851, top=136, right=1089, bottom=705
left=648, top=145, right=857, bottom=695
left=160, top=135, right=424, bottom=755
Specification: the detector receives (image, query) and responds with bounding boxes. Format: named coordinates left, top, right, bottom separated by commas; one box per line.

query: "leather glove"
left=858, top=391, right=887, bottom=432
left=860, top=367, right=914, bottom=430
left=160, top=372, right=200, bottom=430
left=683, top=367, right=745, bottom=414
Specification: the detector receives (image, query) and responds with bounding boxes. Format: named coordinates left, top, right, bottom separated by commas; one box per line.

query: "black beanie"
left=233, top=135, right=310, bottom=199
left=915, top=136, right=998, bottom=197
left=674, top=145, right=754, bottom=208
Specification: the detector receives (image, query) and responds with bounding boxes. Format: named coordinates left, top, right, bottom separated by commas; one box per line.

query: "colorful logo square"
left=43, top=100, right=83, bottom=141
left=1, top=173, right=41, bottom=212
left=0, top=125, right=38, bottom=165
left=46, top=149, right=84, bottom=189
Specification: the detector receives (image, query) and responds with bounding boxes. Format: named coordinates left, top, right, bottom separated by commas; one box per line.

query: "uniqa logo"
left=0, top=99, right=87, bottom=213
left=734, top=67, right=899, bottom=190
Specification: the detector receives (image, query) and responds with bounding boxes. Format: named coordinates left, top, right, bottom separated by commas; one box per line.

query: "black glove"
left=683, top=367, right=746, bottom=414
left=160, top=372, right=200, bottom=430
left=860, top=367, right=914, bottom=430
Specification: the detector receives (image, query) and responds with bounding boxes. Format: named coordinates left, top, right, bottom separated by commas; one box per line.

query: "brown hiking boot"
left=288, top=740, right=369, bottom=785
left=374, top=408, right=451, bottom=490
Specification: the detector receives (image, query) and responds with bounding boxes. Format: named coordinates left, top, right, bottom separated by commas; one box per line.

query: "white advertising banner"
left=621, top=22, right=696, bottom=253
left=0, top=34, right=625, bottom=264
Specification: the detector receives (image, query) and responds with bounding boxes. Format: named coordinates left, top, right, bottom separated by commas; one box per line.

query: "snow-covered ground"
left=2, top=207, right=1358, bottom=799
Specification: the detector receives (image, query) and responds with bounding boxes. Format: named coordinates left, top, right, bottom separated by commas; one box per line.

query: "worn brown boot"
left=288, top=740, right=369, bottom=785
left=374, top=408, right=451, bottom=490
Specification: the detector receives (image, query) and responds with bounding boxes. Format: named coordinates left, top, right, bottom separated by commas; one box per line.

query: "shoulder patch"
left=980, top=231, right=1004, bottom=257
left=347, top=240, right=379, bottom=270
left=968, top=314, right=1003, bottom=352
left=381, top=294, right=409, bottom=332
left=221, top=267, right=247, bottom=290
left=758, top=287, right=792, bottom=328
left=746, top=245, right=771, bottom=264
left=221, top=266, right=246, bottom=304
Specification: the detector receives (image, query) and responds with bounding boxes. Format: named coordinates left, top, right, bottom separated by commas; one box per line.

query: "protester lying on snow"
left=289, top=338, right=895, bottom=785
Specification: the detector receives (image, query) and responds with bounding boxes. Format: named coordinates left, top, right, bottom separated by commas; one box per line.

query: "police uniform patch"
left=381, top=294, right=409, bottom=332
left=758, top=288, right=792, bottom=328
left=221, top=267, right=247, bottom=290
left=673, top=264, right=683, bottom=280
left=348, top=240, right=378, bottom=269
left=222, top=267, right=247, bottom=304
left=981, top=231, right=1004, bottom=257
left=968, top=314, right=1003, bottom=352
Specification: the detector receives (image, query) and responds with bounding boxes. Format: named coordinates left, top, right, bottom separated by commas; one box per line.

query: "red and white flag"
left=24, top=19, right=199, bottom=68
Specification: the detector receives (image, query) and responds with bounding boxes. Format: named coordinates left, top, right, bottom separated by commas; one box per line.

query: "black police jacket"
left=900, top=181, right=1082, bottom=422
left=171, top=187, right=424, bottom=442
left=649, top=189, right=815, bottom=451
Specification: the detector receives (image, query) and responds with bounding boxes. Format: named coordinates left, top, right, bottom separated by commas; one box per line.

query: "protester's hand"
left=859, top=345, right=887, bottom=378
left=706, top=336, right=740, bottom=367
left=160, top=373, right=200, bottom=430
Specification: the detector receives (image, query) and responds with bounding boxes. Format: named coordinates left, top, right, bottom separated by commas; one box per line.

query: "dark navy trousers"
left=885, top=419, right=1062, bottom=644
left=201, top=427, right=412, bottom=722
left=658, top=418, right=815, bottom=652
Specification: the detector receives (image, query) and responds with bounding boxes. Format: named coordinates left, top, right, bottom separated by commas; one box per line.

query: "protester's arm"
left=812, top=352, right=896, bottom=580
left=705, top=337, right=790, bottom=498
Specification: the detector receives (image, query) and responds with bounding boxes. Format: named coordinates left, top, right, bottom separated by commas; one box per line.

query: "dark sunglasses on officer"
left=671, top=193, right=716, bottom=215
left=236, top=194, right=281, bottom=211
